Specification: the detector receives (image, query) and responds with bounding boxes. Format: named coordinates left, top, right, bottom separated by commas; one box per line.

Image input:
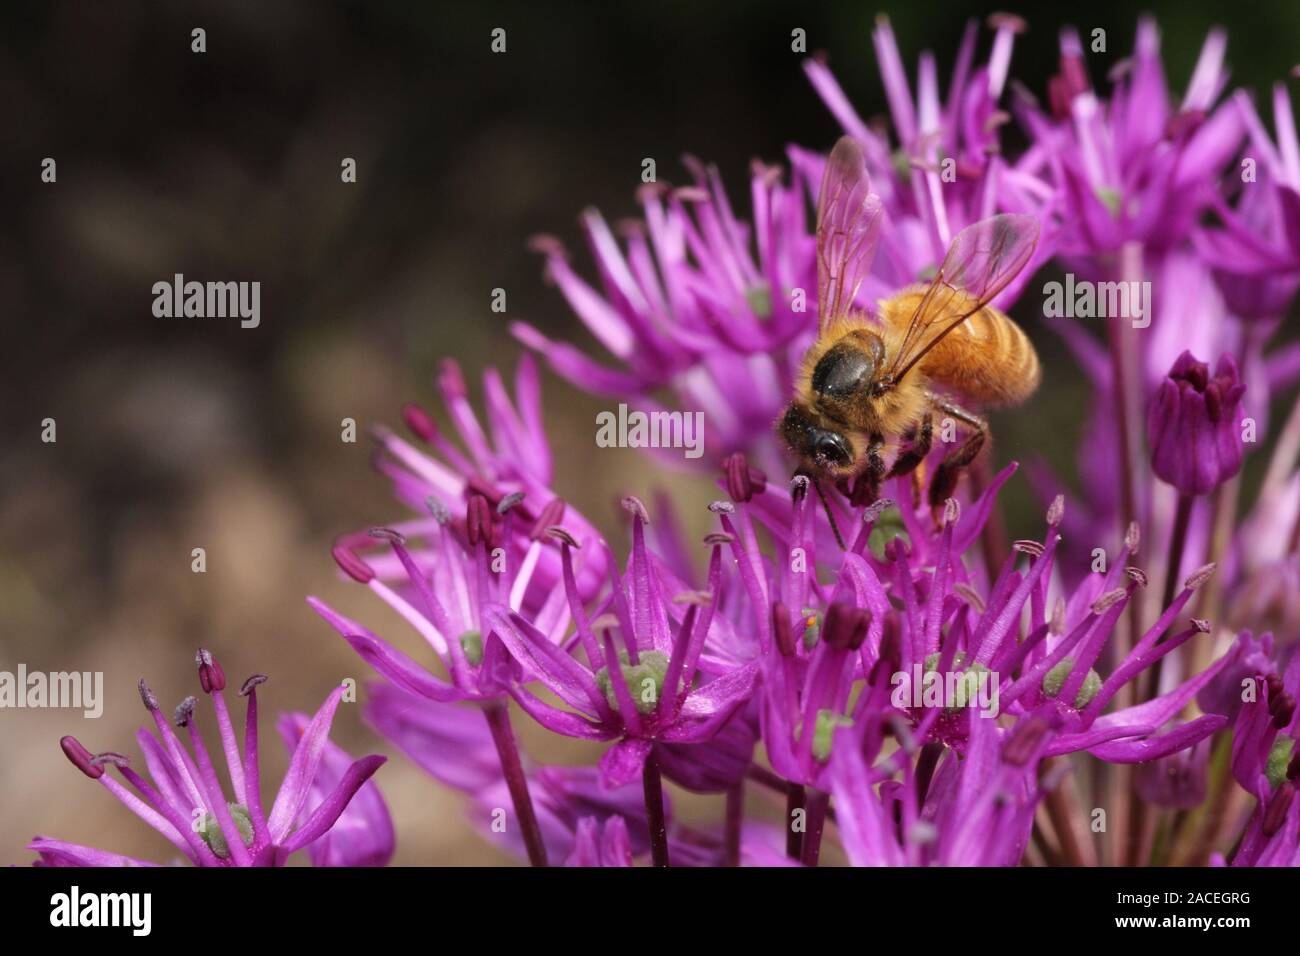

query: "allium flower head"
left=489, top=496, right=759, bottom=791
left=31, top=650, right=388, bottom=867
left=1197, top=85, right=1300, bottom=321
left=516, top=160, right=815, bottom=469
left=1022, top=19, right=1244, bottom=255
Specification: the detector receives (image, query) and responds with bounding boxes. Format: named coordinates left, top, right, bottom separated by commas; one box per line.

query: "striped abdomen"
left=880, top=288, right=1040, bottom=408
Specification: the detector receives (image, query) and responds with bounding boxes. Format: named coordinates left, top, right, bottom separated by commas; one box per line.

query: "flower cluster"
left=33, top=650, right=390, bottom=867
left=31, top=15, right=1300, bottom=868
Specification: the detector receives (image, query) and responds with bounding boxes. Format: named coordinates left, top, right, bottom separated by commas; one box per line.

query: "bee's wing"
left=816, top=136, right=883, bottom=334
left=884, top=214, right=1039, bottom=385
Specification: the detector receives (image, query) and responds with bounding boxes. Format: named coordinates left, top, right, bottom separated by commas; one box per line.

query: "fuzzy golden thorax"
left=781, top=312, right=932, bottom=476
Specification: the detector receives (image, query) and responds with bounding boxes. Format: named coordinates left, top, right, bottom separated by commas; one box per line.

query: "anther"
left=530, top=499, right=566, bottom=540
left=332, top=537, right=376, bottom=584
left=863, top=498, right=895, bottom=524
left=621, top=495, right=650, bottom=524
left=401, top=403, right=439, bottom=443
left=61, top=736, right=104, bottom=779
left=466, top=495, right=493, bottom=547
left=1013, top=539, right=1044, bottom=558
left=138, top=678, right=159, bottom=712
left=1091, top=588, right=1129, bottom=614
left=196, top=648, right=226, bottom=694
left=239, top=674, right=268, bottom=697
left=1185, top=563, right=1217, bottom=590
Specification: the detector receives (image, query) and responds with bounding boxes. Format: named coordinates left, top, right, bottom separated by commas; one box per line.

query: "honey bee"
left=780, top=136, right=1041, bottom=527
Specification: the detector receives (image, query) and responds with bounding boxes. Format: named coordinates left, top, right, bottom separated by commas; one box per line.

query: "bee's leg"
left=929, top=398, right=988, bottom=521
left=887, top=414, right=932, bottom=510
left=857, top=433, right=887, bottom=505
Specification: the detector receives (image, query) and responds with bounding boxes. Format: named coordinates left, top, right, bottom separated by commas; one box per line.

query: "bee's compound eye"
left=814, top=431, right=851, bottom=466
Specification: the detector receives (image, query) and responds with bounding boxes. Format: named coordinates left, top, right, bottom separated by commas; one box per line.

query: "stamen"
left=672, top=590, right=712, bottom=606
left=1191, top=618, right=1211, bottom=633
left=138, top=678, right=159, bottom=712
left=953, top=583, right=986, bottom=613
left=530, top=499, right=566, bottom=540
left=988, top=11, right=1027, bottom=32
left=790, top=474, right=810, bottom=502
left=401, top=403, right=439, bottom=443
left=196, top=648, right=226, bottom=694
left=173, top=696, right=197, bottom=728
left=1125, top=567, right=1149, bottom=588
left=863, top=498, right=895, bottom=524
left=89, top=752, right=131, bottom=769
left=1050, top=597, right=1066, bottom=635
left=332, top=536, right=376, bottom=583
left=545, top=526, right=581, bottom=549
left=60, top=736, right=104, bottom=779
left=772, top=602, right=796, bottom=657
left=621, top=495, right=650, bottom=524
left=1004, top=715, right=1052, bottom=767
left=437, top=357, right=468, bottom=399
left=239, top=674, right=268, bottom=696
left=1046, top=495, right=1065, bottom=527
left=708, top=500, right=735, bottom=514
left=466, top=494, right=493, bottom=547
left=723, top=453, right=766, bottom=503
left=943, top=498, right=961, bottom=527
left=369, top=527, right=405, bottom=544
left=497, top=491, right=526, bottom=515
left=1125, top=521, right=1141, bottom=554
left=1013, top=539, right=1045, bottom=558
left=1184, top=562, right=1217, bottom=590
left=526, top=233, right=566, bottom=258
left=703, top=531, right=735, bottom=546
left=1091, top=588, right=1129, bottom=614
left=426, top=496, right=451, bottom=524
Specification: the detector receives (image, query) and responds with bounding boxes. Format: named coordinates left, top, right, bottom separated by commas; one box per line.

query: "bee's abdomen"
left=921, top=305, right=1041, bottom=407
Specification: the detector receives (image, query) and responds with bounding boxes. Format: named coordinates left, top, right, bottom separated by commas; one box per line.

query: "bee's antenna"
left=813, top=477, right=847, bottom=551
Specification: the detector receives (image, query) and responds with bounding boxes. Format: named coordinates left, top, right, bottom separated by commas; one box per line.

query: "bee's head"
left=780, top=403, right=857, bottom=476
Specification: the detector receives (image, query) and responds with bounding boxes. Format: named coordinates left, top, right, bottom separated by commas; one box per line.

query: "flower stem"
left=1149, top=493, right=1195, bottom=698
left=482, top=700, right=548, bottom=867
left=724, top=783, right=744, bottom=867
left=642, top=750, right=670, bottom=867
left=800, top=789, right=831, bottom=867
left=785, top=782, right=806, bottom=859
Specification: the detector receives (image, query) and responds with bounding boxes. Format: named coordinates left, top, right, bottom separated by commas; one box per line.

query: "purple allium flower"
left=290, top=15, right=1300, bottom=868
left=804, top=14, right=1057, bottom=287
left=30, top=650, right=387, bottom=867
left=489, top=498, right=758, bottom=791
left=1021, top=19, right=1244, bottom=256
left=516, top=160, right=815, bottom=471
left=1148, top=350, right=1247, bottom=496
left=276, top=712, right=394, bottom=866
left=1227, top=653, right=1299, bottom=865
left=830, top=700, right=1056, bottom=866
left=1197, top=85, right=1300, bottom=321
left=364, top=680, right=674, bottom=864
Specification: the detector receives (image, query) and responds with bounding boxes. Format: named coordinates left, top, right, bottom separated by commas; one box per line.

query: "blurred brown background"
left=3, top=0, right=1298, bottom=865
